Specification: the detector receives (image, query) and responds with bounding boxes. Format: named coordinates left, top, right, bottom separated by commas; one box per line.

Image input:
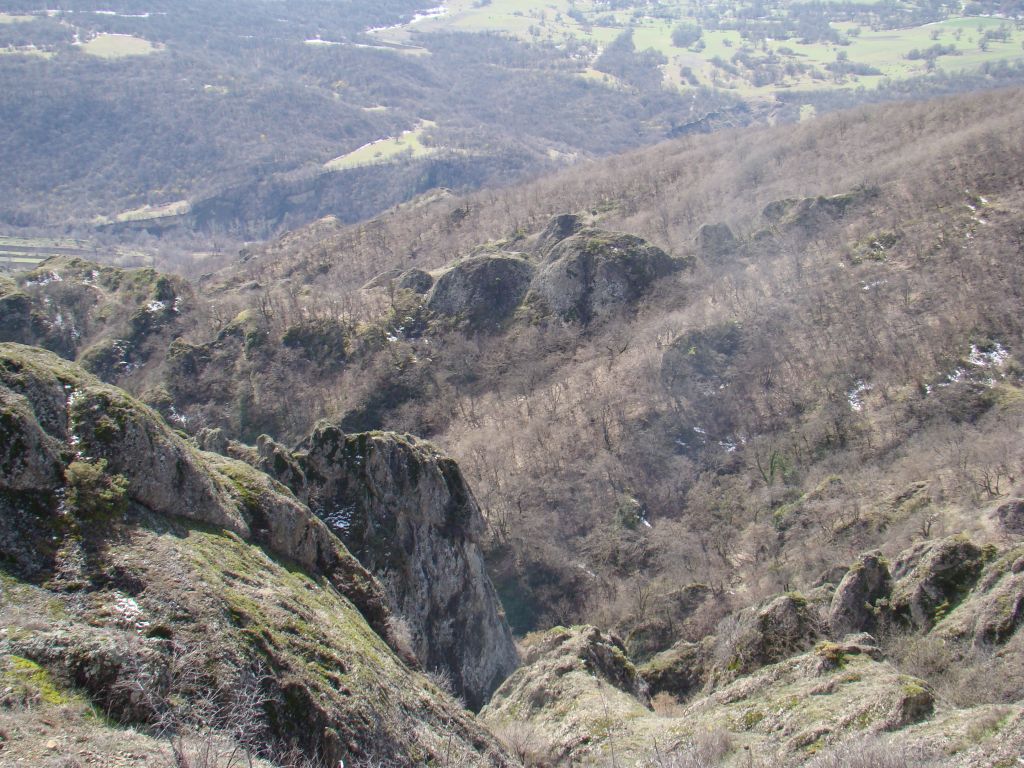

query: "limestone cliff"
left=252, top=423, right=519, bottom=710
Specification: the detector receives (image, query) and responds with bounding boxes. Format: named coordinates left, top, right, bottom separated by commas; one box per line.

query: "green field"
left=80, top=33, right=159, bottom=59
left=93, top=200, right=192, bottom=226
left=323, top=120, right=439, bottom=172
left=372, top=0, right=1023, bottom=96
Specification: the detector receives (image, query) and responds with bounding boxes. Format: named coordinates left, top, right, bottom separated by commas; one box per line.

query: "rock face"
left=272, top=422, right=519, bottom=710
left=829, top=552, right=892, bottom=638
left=0, top=343, right=514, bottom=766
left=890, top=535, right=985, bottom=630
left=426, top=254, right=535, bottom=331
left=527, top=228, right=684, bottom=325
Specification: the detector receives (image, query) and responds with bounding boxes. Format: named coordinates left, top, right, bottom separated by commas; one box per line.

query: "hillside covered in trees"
left=2, top=87, right=1024, bottom=765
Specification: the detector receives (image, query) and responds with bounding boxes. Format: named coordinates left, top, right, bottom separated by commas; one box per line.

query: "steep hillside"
left=0, top=343, right=515, bottom=766
left=3, top=86, right=1024, bottom=659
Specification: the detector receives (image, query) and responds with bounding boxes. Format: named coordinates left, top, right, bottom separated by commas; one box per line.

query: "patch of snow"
left=146, top=300, right=167, bottom=314
left=861, top=279, right=887, bottom=291
left=324, top=504, right=357, bottom=535
left=968, top=342, right=1009, bottom=368
left=25, top=271, right=62, bottom=287
left=847, top=380, right=871, bottom=411
left=111, top=594, right=150, bottom=631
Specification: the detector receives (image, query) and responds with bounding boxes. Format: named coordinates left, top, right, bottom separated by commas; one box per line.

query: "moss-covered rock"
left=890, top=535, right=985, bottom=631
left=829, top=552, right=891, bottom=638
left=480, top=625, right=650, bottom=764
left=714, top=593, right=821, bottom=680
left=427, top=253, right=535, bottom=331
left=0, top=343, right=514, bottom=766
left=638, top=637, right=715, bottom=701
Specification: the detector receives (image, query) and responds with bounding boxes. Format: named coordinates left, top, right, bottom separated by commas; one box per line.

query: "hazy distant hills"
left=1, top=0, right=1023, bottom=242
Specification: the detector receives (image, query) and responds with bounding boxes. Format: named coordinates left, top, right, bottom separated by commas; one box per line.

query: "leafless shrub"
left=113, top=641, right=270, bottom=768
left=385, top=614, right=419, bottom=666
left=650, top=691, right=685, bottom=718
left=645, top=728, right=733, bottom=768
left=492, top=719, right=551, bottom=766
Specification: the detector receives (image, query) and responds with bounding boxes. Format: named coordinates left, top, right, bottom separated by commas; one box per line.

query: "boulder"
left=427, top=254, right=534, bottom=331
left=829, top=552, right=891, bottom=638
left=527, top=228, right=685, bottom=325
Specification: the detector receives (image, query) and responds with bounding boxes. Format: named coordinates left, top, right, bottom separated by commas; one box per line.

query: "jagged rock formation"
left=532, top=212, right=585, bottom=256
left=485, top=536, right=1024, bottom=765
left=526, top=227, right=686, bottom=325
left=714, top=593, right=821, bottom=679
left=252, top=423, right=519, bottom=710
left=0, top=343, right=514, bottom=766
left=0, top=258, right=190, bottom=379
left=638, top=636, right=715, bottom=700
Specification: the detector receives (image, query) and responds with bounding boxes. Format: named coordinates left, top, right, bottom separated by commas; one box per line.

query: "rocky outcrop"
left=829, top=552, right=892, bottom=638
left=933, top=544, right=1024, bottom=646
left=533, top=213, right=584, bottom=256
left=0, top=343, right=514, bottom=766
left=267, top=422, right=518, bottom=710
left=480, top=625, right=650, bottom=764
left=715, top=593, right=820, bottom=678
left=638, top=637, right=714, bottom=700
left=890, top=535, right=986, bottom=631
left=996, top=499, right=1024, bottom=534
left=397, top=267, right=435, bottom=294
left=0, top=342, right=388, bottom=632
left=426, top=253, right=535, bottom=331
left=762, top=187, right=879, bottom=232
left=694, top=222, right=738, bottom=262
left=526, top=228, right=685, bottom=325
